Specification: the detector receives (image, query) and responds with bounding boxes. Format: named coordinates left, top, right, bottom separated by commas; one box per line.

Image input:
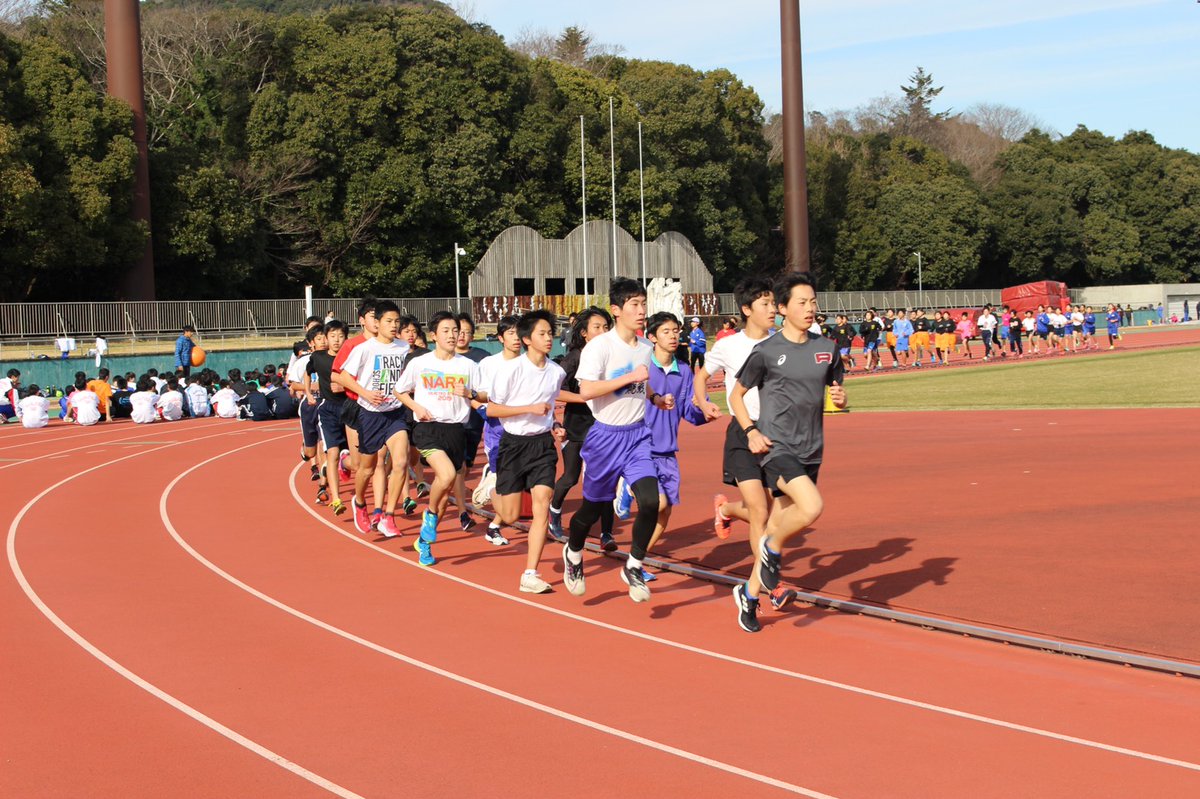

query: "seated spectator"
left=211, top=379, right=240, bottom=419
left=238, top=381, right=274, bottom=421
left=157, top=377, right=185, bottom=421
left=86, top=368, right=114, bottom=419
left=0, top=368, right=20, bottom=423
left=130, top=376, right=158, bottom=424
left=227, top=368, right=248, bottom=399
left=265, top=375, right=296, bottom=419
left=110, top=376, right=134, bottom=419
left=186, top=373, right=212, bottom=417
left=18, top=385, right=49, bottom=429
left=67, top=377, right=104, bottom=426
left=148, top=368, right=165, bottom=393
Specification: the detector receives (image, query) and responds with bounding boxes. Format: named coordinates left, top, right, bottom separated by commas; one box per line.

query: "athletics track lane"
left=9, top=426, right=1196, bottom=797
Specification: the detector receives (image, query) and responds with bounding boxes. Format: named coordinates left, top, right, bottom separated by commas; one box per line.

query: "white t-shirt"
left=19, top=396, right=48, bottom=428
left=337, top=337, right=410, bottom=412
left=0, top=377, right=15, bottom=406
left=395, top=351, right=479, bottom=425
left=151, top=376, right=166, bottom=392
left=489, top=354, right=566, bottom=436
left=131, top=391, right=157, bottom=424
left=157, top=390, right=184, bottom=421
left=1071, top=311, right=1084, bottom=327
left=1022, top=317, right=1036, bottom=333
left=705, top=331, right=767, bottom=421
left=476, top=352, right=521, bottom=397
left=69, top=390, right=102, bottom=425
left=185, top=384, right=211, bottom=417
left=977, top=313, right=998, bottom=333
left=211, top=387, right=240, bottom=418
left=95, top=337, right=108, bottom=355
left=575, top=329, right=654, bottom=427
left=285, top=353, right=311, bottom=387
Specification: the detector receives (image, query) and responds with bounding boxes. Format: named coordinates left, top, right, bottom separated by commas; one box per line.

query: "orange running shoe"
left=713, top=494, right=732, bottom=539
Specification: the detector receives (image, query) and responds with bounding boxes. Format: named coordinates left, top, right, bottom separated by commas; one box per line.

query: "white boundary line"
left=162, top=445, right=839, bottom=797
left=283, top=463, right=1200, bottom=775
left=5, top=426, right=364, bottom=799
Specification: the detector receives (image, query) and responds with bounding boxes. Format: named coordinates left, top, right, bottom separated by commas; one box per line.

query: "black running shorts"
left=495, top=431, right=558, bottom=494
left=722, top=418, right=768, bottom=487
left=764, top=454, right=820, bottom=497
left=412, top=421, right=466, bottom=472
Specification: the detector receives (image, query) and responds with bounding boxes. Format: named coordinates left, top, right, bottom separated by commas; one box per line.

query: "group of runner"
left=817, top=302, right=1125, bottom=371
left=293, top=274, right=845, bottom=632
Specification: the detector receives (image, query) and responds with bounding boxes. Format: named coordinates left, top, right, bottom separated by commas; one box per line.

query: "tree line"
left=0, top=3, right=1195, bottom=302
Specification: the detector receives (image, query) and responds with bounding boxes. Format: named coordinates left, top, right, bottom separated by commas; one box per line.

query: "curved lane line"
left=164, top=438, right=838, bottom=797
left=285, top=463, right=1200, bottom=774
left=5, top=427, right=364, bottom=799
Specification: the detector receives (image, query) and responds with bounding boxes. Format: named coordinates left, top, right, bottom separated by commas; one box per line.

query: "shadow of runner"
left=847, top=557, right=958, bottom=605
left=796, top=537, right=915, bottom=591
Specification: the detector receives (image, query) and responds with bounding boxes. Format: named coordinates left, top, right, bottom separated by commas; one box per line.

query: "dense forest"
left=0, top=0, right=1196, bottom=301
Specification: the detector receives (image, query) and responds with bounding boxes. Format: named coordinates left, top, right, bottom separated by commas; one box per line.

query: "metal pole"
left=609, top=96, right=618, bottom=279
left=780, top=0, right=811, bottom=274
left=580, top=115, right=588, bottom=300
left=638, top=120, right=646, bottom=287
left=454, top=243, right=461, bottom=311
left=105, top=0, right=155, bottom=299
left=304, top=285, right=313, bottom=319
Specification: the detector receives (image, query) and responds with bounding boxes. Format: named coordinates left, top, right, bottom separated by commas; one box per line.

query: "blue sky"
left=465, top=0, right=1199, bottom=152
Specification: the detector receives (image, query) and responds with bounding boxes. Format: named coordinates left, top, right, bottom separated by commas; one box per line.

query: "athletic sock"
left=549, top=506, right=561, bottom=515
left=489, top=521, right=501, bottom=532
left=626, top=555, right=643, bottom=571
left=523, top=568, right=538, bottom=576
left=763, top=537, right=780, bottom=556
left=716, top=505, right=730, bottom=522
left=744, top=583, right=759, bottom=600
left=566, top=547, right=583, bottom=565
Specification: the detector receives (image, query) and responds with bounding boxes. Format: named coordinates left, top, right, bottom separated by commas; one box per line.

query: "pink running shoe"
left=338, top=450, right=351, bottom=482
left=713, top=494, right=732, bottom=540
left=353, top=500, right=371, bottom=535
left=378, top=514, right=401, bottom=539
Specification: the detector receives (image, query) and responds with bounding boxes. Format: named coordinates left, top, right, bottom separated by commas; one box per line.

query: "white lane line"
left=5, top=427, right=361, bottom=799
left=163, top=443, right=837, bottom=798
left=0, top=424, right=202, bottom=473
left=285, top=464, right=1200, bottom=774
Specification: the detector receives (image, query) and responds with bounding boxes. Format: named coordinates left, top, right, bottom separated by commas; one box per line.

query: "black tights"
left=569, top=477, right=659, bottom=560
left=552, top=439, right=612, bottom=534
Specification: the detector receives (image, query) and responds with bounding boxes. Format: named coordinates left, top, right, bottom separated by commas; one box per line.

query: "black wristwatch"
left=469, top=389, right=478, bottom=401
left=743, top=423, right=759, bottom=434
left=647, top=391, right=660, bottom=405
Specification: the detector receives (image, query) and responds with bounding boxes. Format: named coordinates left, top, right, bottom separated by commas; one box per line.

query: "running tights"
left=568, top=477, right=659, bottom=560
left=553, top=439, right=613, bottom=534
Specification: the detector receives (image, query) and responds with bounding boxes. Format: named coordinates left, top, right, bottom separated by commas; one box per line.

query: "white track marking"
left=0, top=422, right=221, bottom=473
left=163, top=446, right=838, bottom=798
left=6, top=427, right=363, bottom=799
left=285, top=463, right=1200, bottom=774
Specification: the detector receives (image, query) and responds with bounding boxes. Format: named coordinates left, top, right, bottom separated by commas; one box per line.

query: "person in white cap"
left=687, top=316, right=707, bottom=370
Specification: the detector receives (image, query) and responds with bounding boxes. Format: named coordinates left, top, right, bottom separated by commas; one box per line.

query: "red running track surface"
left=3, top=415, right=1200, bottom=797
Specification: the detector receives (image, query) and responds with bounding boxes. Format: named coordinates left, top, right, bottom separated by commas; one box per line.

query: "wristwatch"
left=469, top=388, right=479, bottom=401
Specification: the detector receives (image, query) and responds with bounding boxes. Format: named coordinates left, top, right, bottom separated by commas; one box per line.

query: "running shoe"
left=353, top=500, right=371, bottom=535
left=419, top=510, right=438, bottom=543
left=316, top=486, right=330, bottom=505
left=562, top=546, right=585, bottom=596
left=460, top=511, right=477, bottom=531
left=733, top=584, right=761, bottom=633
left=769, top=586, right=797, bottom=611
left=403, top=497, right=418, bottom=516
left=613, top=477, right=633, bottom=520
left=338, top=451, right=351, bottom=482
left=378, top=514, right=401, bottom=539
left=309, top=463, right=320, bottom=481
left=756, top=539, right=783, bottom=593
left=600, top=531, right=617, bottom=552
left=619, top=564, right=651, bottom=603
left=413, top=538, right=435, bottom=567
left=370, top=508, right=382, bottom=531
left=548, top=509, right=566, bottom=543
left=484, top=525, right=509, bottom=546
left=641, top=568, right=656, bottom=583
left=713, top=494, right=732, bottom=539
left=416, top=482, right=430, bottom=499
left=519, top=572, right=552, bottom=594
left=331, top=498, right=346, bottom=516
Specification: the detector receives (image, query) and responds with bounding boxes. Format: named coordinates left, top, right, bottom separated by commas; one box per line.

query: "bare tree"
left=0, top=0, right=39, bottom=32
left=963, top=102, right=1045, bottom=142
left=510, top=25, right=556, bottom=59
left=509, top=23, right=624, bottom=77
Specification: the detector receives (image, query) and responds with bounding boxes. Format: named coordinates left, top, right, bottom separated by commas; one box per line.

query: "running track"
left=4, top=418, right=1200, bottom=797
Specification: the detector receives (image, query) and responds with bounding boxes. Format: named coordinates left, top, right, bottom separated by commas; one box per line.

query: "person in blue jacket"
left=175, top=325, right=197, bottom=377
left=687, top=316, right=707, bottom=370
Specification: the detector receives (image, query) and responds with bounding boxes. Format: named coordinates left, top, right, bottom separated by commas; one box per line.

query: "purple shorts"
left=652, top=454, right=681, bottom=506
left=483, top=417, right=503, bottom=471
left=580, top=420, right=657, bottom=503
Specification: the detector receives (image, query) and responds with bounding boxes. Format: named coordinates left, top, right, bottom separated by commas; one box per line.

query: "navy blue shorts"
left=317, top=398, right=348, bottom=450
left=580, top=420, right=657, bottom=503
left=299, top=401, right=320, bottom=448
left=357, top=407, right=407, bottom=455
left=463, top=427, right=482, bottom=469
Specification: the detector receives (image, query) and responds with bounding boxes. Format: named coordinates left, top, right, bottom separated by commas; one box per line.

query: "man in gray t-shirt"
left=728, top=272, right=847, bottom=633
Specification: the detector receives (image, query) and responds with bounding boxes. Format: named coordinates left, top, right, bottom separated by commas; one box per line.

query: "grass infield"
left=708, top=345, right=1200, bottom=412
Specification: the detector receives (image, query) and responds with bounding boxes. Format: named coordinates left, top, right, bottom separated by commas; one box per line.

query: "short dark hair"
left=357, top=296, right=379, bottom=320
left=74, top=371, right=86, bottom=382
left=735, top=276, right=774, bottom=319
left=497, top=315, right=520, bottom=337
left=7, top=368, right=19, bottom=378
left=262, top=364, right=277, bottom=375
left=97, top=368, right=110, bottom=380
left=74, top=377, right=88, bottom=391
left=304, top=326, right=324, bottom=344
left=227, top=368, right=242, bottom=381
left=219, top=378, right=230, bottom=389
left=136, top=376, right=154, bottom=392
left=428, top=310, right=458, bottom=334
left=646, top=311, right=680, bottom=336
left=25, top=384, right=41, bottom=398
left=569, top=307, right=612, bottom=352
left=517, top=310, right=556, bottom=343
left=774, top=272, right=815, bottom=306
left=147, top=368, right=159, bottom=377
left=114, top=376, right=127, bottom=389
left=374, top=300, right=401, bottom=319
left=166, top=376, right=180, bottom=390
left=456, top=313, right=476, bottom=333
left=609, top=277, right=647, bottom=310
left=398, top=314, right=419, bottom=331
left=324, top=319, right=348, bottom=336
left=304, top=315, right=323, bottom=329
left=182, top=324, right=196, bottom=333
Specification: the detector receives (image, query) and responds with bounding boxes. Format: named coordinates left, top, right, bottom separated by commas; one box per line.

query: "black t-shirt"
left=913, top=316, right=932, bottom=333
left=859, top=320, right=882, bottom=344
left=266, top=387, right=295, bottom=418
left=833, top=323, right=857, bottom=349
left=819, top=323, right=836, bottom=340
left=1008, top=317, right=1023, bottom=338
left=240, top=391, right=273, bottom=421
left=230, top=379, right=249, bottom=399
left=881, top=317, right=894, bottom=333
left=559, top=349, right=596, bottom=442
left=110, top=389, right=133, bottom=419
left=308, top=350, right=343, bottom=402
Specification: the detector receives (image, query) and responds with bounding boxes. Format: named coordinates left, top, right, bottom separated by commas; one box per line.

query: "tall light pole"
left=637, top=120, right=647, bottom=287
left=780, top=0, right=811, bottom=274
left=912, top=251, right=923, bottom=304
left=454, top=244, right=467, bottom=311
left=580, top=115, right=588, bottom=300
left=609, top=96, right=618, bottom=279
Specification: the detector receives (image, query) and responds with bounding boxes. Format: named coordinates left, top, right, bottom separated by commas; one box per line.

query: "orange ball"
left=190, top=346, right=206, bottom=367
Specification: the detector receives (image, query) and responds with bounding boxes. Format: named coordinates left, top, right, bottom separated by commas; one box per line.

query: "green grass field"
left=708, top=345, right=1200, bottom=412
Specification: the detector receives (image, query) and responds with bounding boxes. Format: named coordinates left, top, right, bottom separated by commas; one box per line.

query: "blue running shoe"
left=413, top=538, right=436, bottom=567
left=613, top=477, right=633, bottom=520
left=641, top=568, right=656, bottom=583
left=548, top=509, right=566, bottom=543
left=419, top=510, right=438, bottom=543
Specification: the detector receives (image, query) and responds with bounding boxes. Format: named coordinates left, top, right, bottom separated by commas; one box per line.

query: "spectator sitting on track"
left=238, top=381, right=274, bottom=421
left=147, top=368, right=165, bottom=393
left=227, top=368, right=248, bottom=399
left=66, top=377, right=105, bottom=426
left=265, top=374, right=296, bottom=418
left=18, top=385, right=49, bottom=429
left=130, top=376, right=158, bottom=424
left=211, top=379, right=240, bottom=419
left=86, top=369, right=114, bottom=419
left=0, top=368, right=20, bottom=423
left=110, top=376, right=133, bottom=419
left=157, top=377, right=186, bottom=421
left=186, top=372, right=212, bottom=417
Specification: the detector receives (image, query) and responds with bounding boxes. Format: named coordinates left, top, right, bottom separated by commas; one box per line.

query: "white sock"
left=489, top=521, right=501, bottom=531
left=523, top=568, right=537, bottom=576
left=566, top=547, right=583, bottom=565
left=626, top=555, right=642, bottom=570
left=550, top=506, right=561, bottom=515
